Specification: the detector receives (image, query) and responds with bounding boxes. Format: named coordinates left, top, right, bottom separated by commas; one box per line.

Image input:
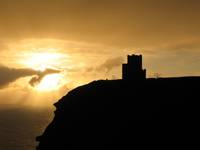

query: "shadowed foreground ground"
left=36, top=77, right=199, bottom=150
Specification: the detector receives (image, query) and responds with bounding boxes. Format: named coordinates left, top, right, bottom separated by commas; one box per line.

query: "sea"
left=0, top=105, right=54, bottom=150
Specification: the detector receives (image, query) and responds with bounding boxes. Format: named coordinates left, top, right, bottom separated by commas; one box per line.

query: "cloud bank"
left=97, top=57, right=124, bottom=72
left=0, top=0, right=199, bottom=48
left=0, top=66, right=60, bottom=89
left=85, top=56, right=124, bottom=74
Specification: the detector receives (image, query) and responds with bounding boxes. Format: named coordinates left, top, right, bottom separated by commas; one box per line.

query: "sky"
left=0, top=0, right=200, bottom=107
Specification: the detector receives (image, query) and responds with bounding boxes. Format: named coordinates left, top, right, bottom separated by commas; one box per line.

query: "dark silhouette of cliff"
left=36, top=55, right=199, bottom=150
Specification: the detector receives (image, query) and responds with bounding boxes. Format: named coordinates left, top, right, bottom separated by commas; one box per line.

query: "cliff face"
left=36, top=78, right=199, bottom=150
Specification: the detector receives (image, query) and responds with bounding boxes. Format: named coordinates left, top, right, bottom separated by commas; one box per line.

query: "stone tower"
left=122, top=54, right=146, bottom=80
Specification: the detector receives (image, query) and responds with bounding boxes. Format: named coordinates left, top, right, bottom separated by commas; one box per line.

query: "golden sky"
left=0, top=0, right=200, bottom=106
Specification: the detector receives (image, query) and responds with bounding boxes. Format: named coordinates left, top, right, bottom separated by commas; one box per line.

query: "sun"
left=20, top=51, right=69, bottom=91
left=22, top=51, right=65, bottom=71
left=35, top=74, right=63, bottom=91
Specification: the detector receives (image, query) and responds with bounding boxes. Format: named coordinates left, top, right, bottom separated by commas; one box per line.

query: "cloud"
left=0, top=0, right=199, bottom=48
left=97, top=57, right=124, bottom=72
left=162, top=40, right=200, bottom=54
left=0, top=41, right=7, bottom=52
left=29, top=68, right=60, bottom=87
left=86, top=56, right=124, bottom=73
left=0, top=66, right=60, bottom=89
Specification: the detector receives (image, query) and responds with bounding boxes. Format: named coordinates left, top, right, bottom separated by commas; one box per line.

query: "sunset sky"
left=0, top=0, right=200, bottom=107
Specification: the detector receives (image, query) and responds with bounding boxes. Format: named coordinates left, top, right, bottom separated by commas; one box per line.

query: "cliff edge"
left=36, top=77, right=199, bottom=150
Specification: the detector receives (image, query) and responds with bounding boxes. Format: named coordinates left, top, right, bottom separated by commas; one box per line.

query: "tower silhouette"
left=122, top=54, right=146, bottom=80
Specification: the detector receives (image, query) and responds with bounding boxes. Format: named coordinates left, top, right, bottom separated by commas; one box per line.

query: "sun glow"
left=22, top=52, right=65, bottom=70
left=19, top=51, right=70, bottom=91
left=35, top=74, right=63, bottom=91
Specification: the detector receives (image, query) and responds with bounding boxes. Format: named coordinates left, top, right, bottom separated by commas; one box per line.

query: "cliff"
left=36, top=77, right=199, bottom=150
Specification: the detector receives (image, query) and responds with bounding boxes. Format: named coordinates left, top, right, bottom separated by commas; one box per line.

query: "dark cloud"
left=0, top=66, right=60, bottom=89
left=29, top=68, right=60, bottom=87
left=0, top=0, right=199, bottom=47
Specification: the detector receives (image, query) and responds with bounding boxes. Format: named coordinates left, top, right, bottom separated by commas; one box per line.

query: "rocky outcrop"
left=36, top=77, right=199, bottom=150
